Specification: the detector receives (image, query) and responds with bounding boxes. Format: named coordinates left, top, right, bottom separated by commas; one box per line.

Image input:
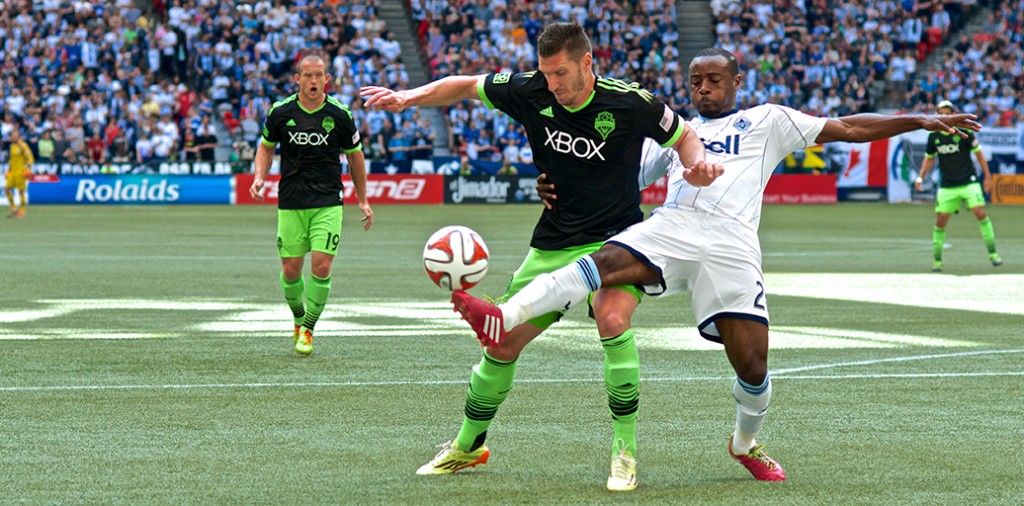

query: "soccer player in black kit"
left=915, top=100, right=1001, bottom=271
left=361, top=22, right=721, bottom=490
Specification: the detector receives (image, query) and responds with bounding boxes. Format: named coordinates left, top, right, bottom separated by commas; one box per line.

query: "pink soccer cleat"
left=728, top=435, right=786, bottom=481
left=451, top=290, right=506, bottom=347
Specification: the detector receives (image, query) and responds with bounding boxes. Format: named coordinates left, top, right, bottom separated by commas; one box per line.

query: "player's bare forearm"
left=915, top=156, right=935, bottom=190
left=673, top=125, right=706, bottom=168
left=977, top=151, right=992, bottom=179
left=346, top=150, right=374, bottom=230
left=346, top=150, right=369, bottom=203
left=250, top=143, right=275, bottom=201
left=362, top=76, right=483, bottom=112
left=253, top=143, right=275, bottom=179
left=817, top=113, right=981, bottom=144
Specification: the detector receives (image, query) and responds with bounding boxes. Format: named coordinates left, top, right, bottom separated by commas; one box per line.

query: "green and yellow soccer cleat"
left=606, top=439, right=637, bottom=492
left=416, top=441, right=490, bottom=475
left=932, top=260, right=943, bottom=272
left=293, top=325, right=301, bottom=345
left=295, top=327, right=313, bottom=356
left=990, top=253, right=1003, bottom=267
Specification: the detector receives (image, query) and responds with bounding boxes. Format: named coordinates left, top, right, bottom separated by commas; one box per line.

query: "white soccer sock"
left=501, top=256, right=602, bottom=330
left=732, top=375, right=772, bottom=454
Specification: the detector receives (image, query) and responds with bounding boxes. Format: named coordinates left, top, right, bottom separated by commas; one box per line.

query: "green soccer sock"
left=280, top=273, right=305, bottom=326
left=978, top=217, right=997, bottom=254
left=933, top=227, right=946, bottom=262
left=302, top=275, right=331, bottom=331
left=603, top=329, right=639, bottom=456
left=455, top=352, right=518, bottom=452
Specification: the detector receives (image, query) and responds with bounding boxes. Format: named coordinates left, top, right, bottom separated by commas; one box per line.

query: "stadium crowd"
left=0, top=0, right=1020, bottom=169
left=0, top=0, right=426, bottom=169
left=409, top=0, right=685, bottom=161
left=708, top=0, right=1022, bottom=125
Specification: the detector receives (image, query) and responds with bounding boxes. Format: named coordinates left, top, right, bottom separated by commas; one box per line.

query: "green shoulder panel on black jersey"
left=478, top=71, right=685, bottom=249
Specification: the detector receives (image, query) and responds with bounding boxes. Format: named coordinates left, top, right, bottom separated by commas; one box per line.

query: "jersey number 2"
left=753, top=281, right=766, bottom=310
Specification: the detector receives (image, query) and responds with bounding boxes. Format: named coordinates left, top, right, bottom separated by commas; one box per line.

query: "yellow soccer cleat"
left=416, top=441, right=490, bottom=475
left=295, top=327, right=313, bottom=356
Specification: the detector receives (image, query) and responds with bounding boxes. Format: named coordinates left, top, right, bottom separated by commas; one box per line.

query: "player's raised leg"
left=718, top=318, right=785, bottom=481
left=452, top=256, right=602, bottom=346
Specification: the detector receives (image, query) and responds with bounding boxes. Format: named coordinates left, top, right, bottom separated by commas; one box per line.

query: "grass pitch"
left=2, top=203, right=1022, bottom=505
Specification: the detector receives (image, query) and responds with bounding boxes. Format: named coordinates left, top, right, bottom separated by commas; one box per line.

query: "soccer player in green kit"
left=361, top=22, right=720, bottom=491
left=915, top=100, right=1002, bottom=271
left=251, top=54, right=374, bottom=356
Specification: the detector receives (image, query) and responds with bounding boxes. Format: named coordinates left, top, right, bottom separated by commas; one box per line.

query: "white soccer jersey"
left=662, top=104, right=827, bottom=229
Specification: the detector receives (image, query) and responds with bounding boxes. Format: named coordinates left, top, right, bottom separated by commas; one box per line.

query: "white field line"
left=2, top=349, right=1021, bottom=393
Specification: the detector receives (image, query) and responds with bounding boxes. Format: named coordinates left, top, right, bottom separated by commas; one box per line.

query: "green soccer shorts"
left=277, top=205, right=344, bottom=257
left=501, top=242, right=644, bottom=330
left=935, top=182, right=985, bottom=214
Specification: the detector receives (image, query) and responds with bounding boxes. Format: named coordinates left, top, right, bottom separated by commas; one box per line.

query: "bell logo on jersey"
left=703, top=134, right=741, bottom=155
left=543, top=127, right=606, bottom=161
left=288, top=131, right=329, bottom=146
left=935, top=143, right=961, bottom=155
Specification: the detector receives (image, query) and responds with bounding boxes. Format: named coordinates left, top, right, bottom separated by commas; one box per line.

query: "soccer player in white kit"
left=453, top=47, right=982, bottom=482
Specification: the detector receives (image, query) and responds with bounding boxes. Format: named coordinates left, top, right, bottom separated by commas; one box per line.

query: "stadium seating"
left=0, top=0, right=1019, bottom=165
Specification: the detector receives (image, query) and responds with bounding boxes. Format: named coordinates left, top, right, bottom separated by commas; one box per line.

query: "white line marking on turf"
left=773, top=349, right=1024, bottom=374
left=2, top=349, right=1020, bottom=393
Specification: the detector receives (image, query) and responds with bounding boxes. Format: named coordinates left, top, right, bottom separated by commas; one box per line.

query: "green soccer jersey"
left=261, top=94, right=363, bottom=210
left=478, top=71, right=685, bottom=250
left=924, top=129, right=982, bottom=188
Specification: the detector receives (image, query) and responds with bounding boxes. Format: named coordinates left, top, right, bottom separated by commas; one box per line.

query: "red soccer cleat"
left=728, top=435, right=786, bottom=481
left=451, top=290, right=506, bottom=347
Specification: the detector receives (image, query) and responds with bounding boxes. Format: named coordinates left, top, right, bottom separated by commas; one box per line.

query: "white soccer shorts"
left=607, top=206, right=769, bottom=342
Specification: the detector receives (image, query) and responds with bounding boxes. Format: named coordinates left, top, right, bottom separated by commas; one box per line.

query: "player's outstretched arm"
left=816, top=113, right=982, bottom=144
left=346, top=150, right=374, bottom=231
left=360, top=75, right=485, bottom=113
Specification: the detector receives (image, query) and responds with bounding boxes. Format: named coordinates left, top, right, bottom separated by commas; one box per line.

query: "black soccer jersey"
left=261, top=94, right=362, bottom=209
left=479, top=71, right=685, bottom=250
left=924, top=129, right=981, bottom=188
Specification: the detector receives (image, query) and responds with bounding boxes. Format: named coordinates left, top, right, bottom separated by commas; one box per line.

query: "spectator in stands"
left=388, top=129, right=411, bottom=162
left=497, top=156, right=518, bottom=176
left=87, top=133, right=107, bottom=164
left=457, top=155, right=474, bottom=177
left=36, top=131, right=55, bottom=164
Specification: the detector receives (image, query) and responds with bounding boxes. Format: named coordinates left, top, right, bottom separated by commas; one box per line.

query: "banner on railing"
left=443, top=175, right=542, bottom=204
left=992, top=174, right=1024, bottom=204
left=235, top=174, right=444, bottom=205
left=26, top=175, right=232, bottom=204
left=763, top=174, right=837, bottom=204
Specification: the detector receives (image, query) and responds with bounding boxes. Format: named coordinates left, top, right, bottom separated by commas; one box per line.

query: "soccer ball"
left=423, top=225, right=489, bottom=291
